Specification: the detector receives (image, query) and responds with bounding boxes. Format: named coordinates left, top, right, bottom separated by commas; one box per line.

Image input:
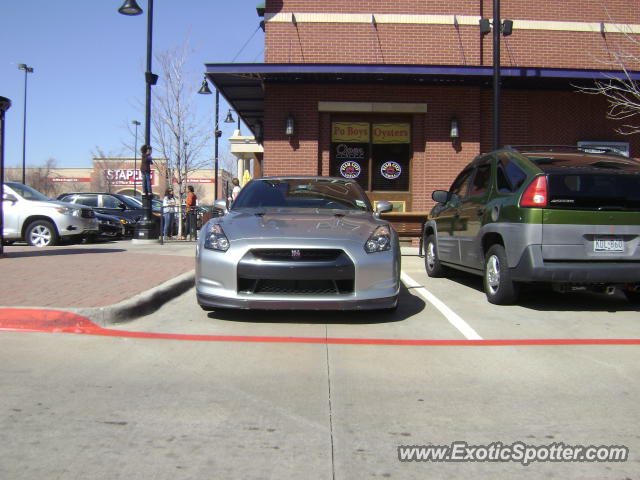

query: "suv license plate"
left=594, top=237, right=624, bottom=252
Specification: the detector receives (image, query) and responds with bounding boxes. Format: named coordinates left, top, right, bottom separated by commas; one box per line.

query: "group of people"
left=140, top=144, right=244, bottom=239
left=161, top=185, right=198, bottom=239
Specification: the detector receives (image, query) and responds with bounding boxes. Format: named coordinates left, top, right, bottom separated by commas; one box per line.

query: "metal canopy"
left=204, top=63, right=640, bottom=138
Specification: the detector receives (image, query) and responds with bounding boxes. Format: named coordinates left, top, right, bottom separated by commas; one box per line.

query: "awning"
left=203, top=63, right=640, bottom=138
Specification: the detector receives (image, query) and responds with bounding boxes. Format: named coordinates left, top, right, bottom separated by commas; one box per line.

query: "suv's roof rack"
left=506, top=145, right=625, bottom=156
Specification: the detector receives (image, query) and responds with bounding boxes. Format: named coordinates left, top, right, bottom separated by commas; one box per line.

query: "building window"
left=330, top=121, right=411, bottom=192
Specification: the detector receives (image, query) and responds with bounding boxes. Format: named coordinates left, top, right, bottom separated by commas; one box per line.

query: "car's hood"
left=218, top=208, right=384, bottom=243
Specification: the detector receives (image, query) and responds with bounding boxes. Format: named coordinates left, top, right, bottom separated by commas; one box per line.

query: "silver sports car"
left=196, top=177, right=400, bottom=311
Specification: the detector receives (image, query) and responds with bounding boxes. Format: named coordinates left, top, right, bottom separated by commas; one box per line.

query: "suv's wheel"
left=424, top=235, right=446, bottom=277
left=26, top=220, right=59, bottom=247
left=623, top=288, right=640, bottom=305
left=483, top=244, right=519, bottom=305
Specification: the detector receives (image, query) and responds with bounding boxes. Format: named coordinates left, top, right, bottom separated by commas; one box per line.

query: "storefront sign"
left=339, top=161, right=362, bottom=179
left=373, top=123, right=410, bottom=144
left=335, top=143, right=367, bottom=160
left=332, top=122, right=370, bottom=143
left=380, top=161, right=402, bottom=180
left=48, top=177, right=91, bottom=183
left=104, top=169, right=154, bottom=185
left=179, top=178, right=214, bottom=184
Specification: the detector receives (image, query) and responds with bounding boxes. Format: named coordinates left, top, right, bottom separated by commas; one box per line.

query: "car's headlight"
left=54, top=206, right=77, bottom=216
left=204, top=224, right=230, bottom=251
left=364, top=225, right=391, bottom=253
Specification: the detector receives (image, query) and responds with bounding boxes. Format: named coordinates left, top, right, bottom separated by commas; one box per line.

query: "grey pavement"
left=0, top=238, right=422, bottom=326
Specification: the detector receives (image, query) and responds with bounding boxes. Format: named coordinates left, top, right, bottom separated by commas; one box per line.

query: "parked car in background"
left=3, top=182, right=99, bottom=247
left=196, top=176, right=400, bottom=311
left=86, top=212, right=126, bottom=242
left=423, top=146, right=640, bottom=304
left=126, top=195, right=163, bottom=213
left=57, top=192, right=160, bottom=236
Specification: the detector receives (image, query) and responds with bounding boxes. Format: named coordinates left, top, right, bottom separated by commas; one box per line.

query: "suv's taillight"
left=520, top=176, right=548, bottom=207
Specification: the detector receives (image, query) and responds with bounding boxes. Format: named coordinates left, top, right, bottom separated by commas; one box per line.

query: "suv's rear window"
left=548, top=174, right=640, bottom=210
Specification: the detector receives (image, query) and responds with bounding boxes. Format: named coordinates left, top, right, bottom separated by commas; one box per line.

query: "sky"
left=0, top=1, right=265, bottom=170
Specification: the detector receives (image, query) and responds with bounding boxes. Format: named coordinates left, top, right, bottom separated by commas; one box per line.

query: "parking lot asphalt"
left=0, top=239, right=197, bottom=325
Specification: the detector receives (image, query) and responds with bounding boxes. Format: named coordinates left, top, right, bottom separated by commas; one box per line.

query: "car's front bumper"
left=58, top=218, right=99, bottom=237
left=511, top=245, right=640, bottom=283
left=196, top=239, right=400, bottom=311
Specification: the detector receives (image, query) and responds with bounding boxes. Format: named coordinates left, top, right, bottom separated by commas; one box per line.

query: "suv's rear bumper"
left=511, top=245, right=640, bottom=283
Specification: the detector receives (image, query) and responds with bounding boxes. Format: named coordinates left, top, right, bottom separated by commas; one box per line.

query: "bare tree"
left=91, top=146, right=129, bottom=192
left=152, top=42, right=212, bottom=236
left=577, top=25, right=640, bottom=135
left=27, top=158, right=60, bottom=197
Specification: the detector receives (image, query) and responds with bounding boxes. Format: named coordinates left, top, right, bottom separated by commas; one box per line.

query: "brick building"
left=205, top=0, right=640, bottom=212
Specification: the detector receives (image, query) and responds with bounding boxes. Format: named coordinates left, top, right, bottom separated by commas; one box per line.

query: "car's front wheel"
left=424, top=234, right=446, bottom=278
left=26, top=220, right=59, bottom=247
left=483, top=244, right=519, bottom=305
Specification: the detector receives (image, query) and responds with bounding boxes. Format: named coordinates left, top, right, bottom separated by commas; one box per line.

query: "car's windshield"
left=232, top=178, right=372, bottom=211
left=4, top=182, right=50, bottom=201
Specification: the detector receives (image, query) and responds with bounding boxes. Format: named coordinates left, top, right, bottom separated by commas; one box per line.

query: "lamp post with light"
left=119, top=0, right=159, bottom=240
left=0, top=96, right=11, bottom=257
left=18, top=64, right=33, bottom=185
left=197, top=77, right=222, bottom=200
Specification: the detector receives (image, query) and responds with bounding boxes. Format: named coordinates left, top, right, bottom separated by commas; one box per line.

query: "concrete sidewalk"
left=0, top=239, right=196, bottom=325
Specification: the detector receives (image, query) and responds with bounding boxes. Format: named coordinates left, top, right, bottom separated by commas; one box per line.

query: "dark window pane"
left=548, top=174, right=640, bottom=210
left=450, top=169, right=473, bottom=198
left=76, top=195, right=98, bottom=207
left=371, top=143, right=410, bottom=191
left=469, top=164, right=491, bottom=197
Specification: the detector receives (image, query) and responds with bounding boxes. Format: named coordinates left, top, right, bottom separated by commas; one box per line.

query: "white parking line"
left=401, top=272, right=483, bottom=340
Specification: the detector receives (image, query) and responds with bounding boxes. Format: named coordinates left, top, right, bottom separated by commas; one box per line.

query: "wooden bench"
left=380, top=211, right=429, bottom=256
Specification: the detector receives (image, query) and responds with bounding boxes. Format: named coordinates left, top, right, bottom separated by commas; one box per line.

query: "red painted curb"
left=1, top=308, right=639, bottom=346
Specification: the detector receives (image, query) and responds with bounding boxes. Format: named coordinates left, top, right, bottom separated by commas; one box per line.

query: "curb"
left=71, top=270, right=195, bottom=326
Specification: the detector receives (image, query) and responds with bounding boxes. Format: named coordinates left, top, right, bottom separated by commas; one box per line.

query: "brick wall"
left=263, top=83, right=639, bottom=210
left=264, top=1, right=640, bottom=68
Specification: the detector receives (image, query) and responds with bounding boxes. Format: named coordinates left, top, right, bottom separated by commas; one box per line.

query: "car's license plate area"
left=594, top=236, right=624, bottom=252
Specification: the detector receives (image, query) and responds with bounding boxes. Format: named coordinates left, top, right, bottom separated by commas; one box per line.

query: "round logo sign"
left=340, top=161, right=362, bottom=179
left=380, top=161, right=402, bottom=180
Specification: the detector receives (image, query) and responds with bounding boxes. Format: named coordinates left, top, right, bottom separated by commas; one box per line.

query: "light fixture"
left=502, top=19, right=513, bottom=36
left=254, top=121, right=263, bottom=143
left=198, top=77, right=212, bottom=95
left=450, top=118, right=460, bottom=139
left=285, top=115, right=295, bottom=137
left=479, top=18, right=491, bottom=35
left=118, top=0, right=143, bottom=15
left=224, top=110, right=235, bottom=123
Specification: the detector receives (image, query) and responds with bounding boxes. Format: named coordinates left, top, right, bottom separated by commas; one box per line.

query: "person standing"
left=185, top=185, right=198, bottom=240
left=162, top=187, right=177, bottom=238
left=140, top=144, right=153, bottom=195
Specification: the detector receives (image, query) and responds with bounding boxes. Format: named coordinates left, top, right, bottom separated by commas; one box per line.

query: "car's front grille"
left=237, top=248, right=355, bottom=296
left=238, top=278, right=354, bottom=295
left=251, top=248, right=342, bottom=261
left=81, top=209, right=95, bottom=218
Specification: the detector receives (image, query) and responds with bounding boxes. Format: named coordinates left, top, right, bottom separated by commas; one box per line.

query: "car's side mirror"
left=431, top=190, right=450, bottom=204
left=214, top=198, right=228, bottom=214
left=119, top=203, right=127, bottom=210
left=375, top=200, right=393, bottom=215
left=2, top=193, right=17, bottom=203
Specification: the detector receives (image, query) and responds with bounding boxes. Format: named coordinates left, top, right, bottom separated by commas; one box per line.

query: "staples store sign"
left=104, top=169, right=154, bottom=185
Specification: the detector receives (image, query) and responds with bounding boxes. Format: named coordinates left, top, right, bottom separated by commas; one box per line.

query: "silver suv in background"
left=2, top=182, right=99, bottom=247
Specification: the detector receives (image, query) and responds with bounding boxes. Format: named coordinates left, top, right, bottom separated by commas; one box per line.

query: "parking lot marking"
left=400, top=272, right=483, bottom=340
left=2, top=309, right=640, bottom=346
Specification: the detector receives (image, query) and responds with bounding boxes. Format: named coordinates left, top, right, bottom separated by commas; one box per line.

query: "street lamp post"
left=18, top=64, right=33, bottom=185
left=119, top=0, right=159, bottom=240
left=0, top=96, right=11, bottom=257
left=197, top=78, right=221, bottom=199
left=132, top=120, right=141, bottom=196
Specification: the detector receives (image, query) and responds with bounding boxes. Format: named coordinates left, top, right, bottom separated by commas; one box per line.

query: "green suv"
left=422, top=146, right=640, bottom=304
